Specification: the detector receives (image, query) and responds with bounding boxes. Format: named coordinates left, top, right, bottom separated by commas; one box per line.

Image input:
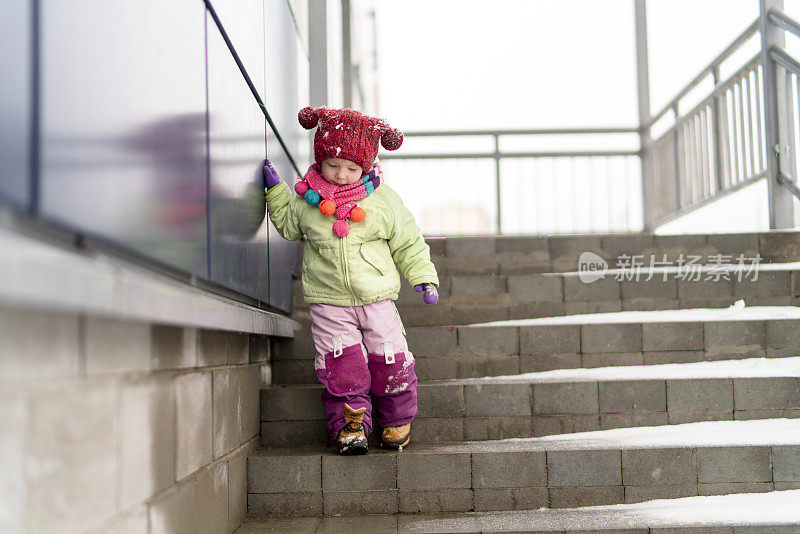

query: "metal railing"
left=380, top=128, right=640, bottom=236
left=642, top=6, right=800, bottom=229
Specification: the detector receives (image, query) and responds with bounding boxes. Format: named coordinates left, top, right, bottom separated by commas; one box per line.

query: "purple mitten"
left=414, top=283, right=439, bottom=305
left=263, top=158, right=282, bottom=190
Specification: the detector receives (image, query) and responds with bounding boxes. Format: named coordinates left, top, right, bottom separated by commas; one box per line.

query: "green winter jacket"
left=266, top=180, right=439, bottom=306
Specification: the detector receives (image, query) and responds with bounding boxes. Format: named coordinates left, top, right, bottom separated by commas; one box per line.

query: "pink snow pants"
left=309, top=300, right=418, bottom=440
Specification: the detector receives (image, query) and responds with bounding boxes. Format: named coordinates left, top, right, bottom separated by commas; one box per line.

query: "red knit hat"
left=298, top=106, right=403, bottom=173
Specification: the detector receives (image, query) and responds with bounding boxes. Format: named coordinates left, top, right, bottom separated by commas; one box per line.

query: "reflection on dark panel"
left=0, top=0, right=31, bottom=209
left=206, top=1, right=269, bottom=303
left=39, top=1, right=208, bottom=277
left=265, top=0, right=305, bottom=312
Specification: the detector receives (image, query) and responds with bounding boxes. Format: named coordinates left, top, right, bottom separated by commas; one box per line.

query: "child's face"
left=321, top=158, right=363, bottom=185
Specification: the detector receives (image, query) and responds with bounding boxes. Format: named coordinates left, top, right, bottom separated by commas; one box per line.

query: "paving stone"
left=520, top=353, right=581, bottom=373
left=397, top=453, right=471, bottom=490
left=247, top=493, right=323, bottom=518
left=601, top=234, right=656, bottom=263
left=547, top=450, right=622, bottom=486
left=508, top=301, right=567, bottom=320
left=582, top=352, right=643, bottom=368
left=667, top=378, right=734, bottom=412
left=766, top=319, right=800, bottom=349
left=600, top=411, right=668, bottom=430
left=734, top=526, right=800, bottom=534
left=406, top=327, right=457, bottom=356
left=456, top=355, right=520, bottom=378
left=622, top=448, right=696, bottom=485
left=458, top=326, right=518, bottom=355
left=654, top=234, right=709, bottom=261
left=581, top=324, right=642, bottom=353
left=496, top=236, right=550, bottom=256
left=533, top=382, right=598, bottom=415
left=465, top=383, right=531, bottom=416
left=213, top=367, right=260, bottom=459
left=260, top=421, right=327, bottom=447
left=248, top=454, right=321, bottom=493
left=507, top=274, right=563, bottom=303
left=734, top=409, right=800, bottom=420
left=317, top=514, right=397, bottom=533
left=249, top=334, right=269, bottom=363
left=398, top=489, right=474, bottom=513
left=642, top=322, right=704, bottom=351
left=413, top=357, right=459, bottom=381
left=412, top=418, right=464, bottom=443
left=620, top=277, right=678, bottom=299
left=450, top=275, right=505, bottom=297
left=464, top=417, right=534, bottom=441
left=532, top=414, right=599, bottom=437
left=734, top=271, right=792, bottom=297
left=624, top=484, right=698, bottom=504
left=677, top=279, right=734, bottom=298
left=445, top=258, right=499, bottom=276
left=564, top=299, right=623, bottom=315
left=733, top=377, right=800, bottom=410
left=564, top=276, right=620, bottom=301
left=446, top=236, right=496, bottom=258
left=228, top=443, right=254, bottom=532
left=759, top=231, right=800, bottom=260
left=548, top=485, right=624, bottom=508
left=697, top=446, right=772, bottom=483
left=599, top=380, right=666, bottom=413
left=698, top=482, right=774, bottom=495
left=449, top=304, right=509, bottom=326
left=772, top=445, right=800, bottom=482
left=548, top=236, right=604, bottom=269
left=473, top=487, right=549, bottom=511
left=271, top=360, right=316, bottom=385
left=418, top=383, right=463, bottom=417
left=472, top=451, right=547, bottom=488
left=668, top=411, right=733, bottom=425
left=260, top=386, right=325, bottom=421
left=621, top=296, right=681, bottom=312
left=519, top=325, right=580, bottom=354
left=323, top=454, right=397, bottom=491
left=323, top=490, right=398, bottom=515
left=643, top=351, right=704, bottom=365
left=707, top=233, right=759, bottom=256
left=705, top=321, right=765, bottom=357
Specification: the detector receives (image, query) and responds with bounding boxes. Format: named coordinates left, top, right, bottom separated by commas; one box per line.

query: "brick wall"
left=0, top=306, right=275, bottom=533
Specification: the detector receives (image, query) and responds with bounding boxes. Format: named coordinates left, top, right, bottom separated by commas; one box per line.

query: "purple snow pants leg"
left=310, top=300, right=418, bottom=441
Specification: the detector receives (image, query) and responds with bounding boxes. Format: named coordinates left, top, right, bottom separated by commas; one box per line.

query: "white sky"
left=372, top=1, right=800, bottom=235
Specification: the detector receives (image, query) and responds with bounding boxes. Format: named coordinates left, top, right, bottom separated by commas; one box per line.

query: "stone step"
left=238, top=489, right=800, bottom=532
left=259, top=358, right=800, bottom=447
left=273, top=314, right=800, bottom=384
left=246, top=419, right=800, bottom=517
left=292, top=263, right=800, bottom=327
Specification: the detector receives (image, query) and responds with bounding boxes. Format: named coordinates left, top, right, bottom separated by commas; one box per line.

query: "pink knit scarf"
left=295, top=163, right=382, bottom=237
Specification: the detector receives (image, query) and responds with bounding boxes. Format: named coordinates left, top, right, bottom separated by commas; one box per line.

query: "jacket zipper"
left=339, top=233, right=356, bottom=305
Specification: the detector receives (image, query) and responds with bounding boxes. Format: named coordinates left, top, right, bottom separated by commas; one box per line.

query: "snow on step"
left=237, top=490, right=800, bottom=532
left=489, top=418, right=800, bottom=451
left=471, top=300, right=800, bottom=326
left=443, top=356, right=800, bottom=384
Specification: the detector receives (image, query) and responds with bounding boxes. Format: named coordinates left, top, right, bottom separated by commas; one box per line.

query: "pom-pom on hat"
left=298, top=106, right=403, bottom=173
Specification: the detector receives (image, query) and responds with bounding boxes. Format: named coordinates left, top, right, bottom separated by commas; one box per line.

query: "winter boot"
left=336, top=403, right=368, bottom=455
left=380, top=422, right=411, bottom=450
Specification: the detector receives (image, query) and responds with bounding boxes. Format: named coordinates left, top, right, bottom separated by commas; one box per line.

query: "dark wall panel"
left=0, top=0, right=32, bottom=208
left=265, top=0, right=306, bottom=312
left=206, top=0, right=269, bottom=303
left=39, top=0, right=208, bottom=277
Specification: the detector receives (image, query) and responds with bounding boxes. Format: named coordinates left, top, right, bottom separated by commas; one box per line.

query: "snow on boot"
left=337, top=403, right=368, bottom=455
left=380, top=422, right=411, bottom=450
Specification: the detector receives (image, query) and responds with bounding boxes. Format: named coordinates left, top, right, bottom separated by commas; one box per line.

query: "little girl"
left=263, top=106, right=439, bottom=455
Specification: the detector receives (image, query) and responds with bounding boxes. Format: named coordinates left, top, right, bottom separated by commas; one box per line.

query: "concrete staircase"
left=242, top=231, right=800, bottom=533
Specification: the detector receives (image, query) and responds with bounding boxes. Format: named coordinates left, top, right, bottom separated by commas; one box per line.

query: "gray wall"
left=2, top=0, right=307, bottom=313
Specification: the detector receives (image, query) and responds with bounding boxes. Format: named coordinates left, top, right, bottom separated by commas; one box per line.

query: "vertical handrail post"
left=634, top=0, right=652, bottom=230
left=342, top=0, right=352, bottom=108
left=760, top=0, right=795, bottom=227
left=672, top=103, right=682, bottom=212
left=494, top=134, right=502, bottom=235
left=711, top=66, right=726, bottom=195
left=309, top=0, right=328, bottom=106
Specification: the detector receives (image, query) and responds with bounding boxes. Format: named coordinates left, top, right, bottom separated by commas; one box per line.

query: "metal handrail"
left=768, top=8, right=800, bottom=39
left=645, top=19, right=760, bottom=129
